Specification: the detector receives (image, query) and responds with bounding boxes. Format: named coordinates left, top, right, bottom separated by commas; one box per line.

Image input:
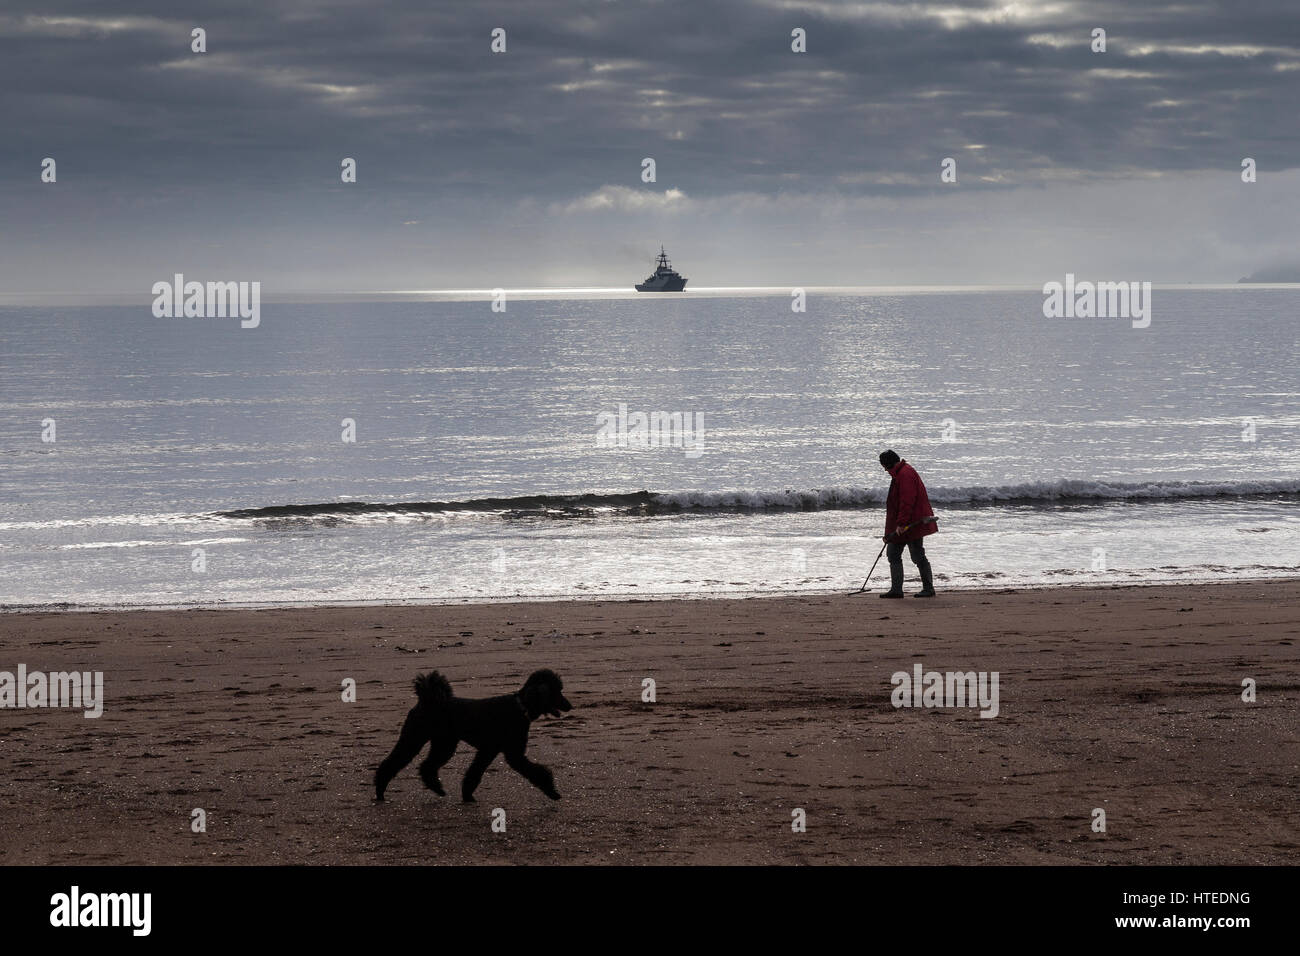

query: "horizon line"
left=3, top=281, right=1297, bottom=305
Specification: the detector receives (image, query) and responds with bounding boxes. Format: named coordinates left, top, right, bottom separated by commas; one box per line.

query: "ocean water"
left=1, top=288, right=1296, bottom=608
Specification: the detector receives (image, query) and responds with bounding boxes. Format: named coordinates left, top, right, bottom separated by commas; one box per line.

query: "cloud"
left=0, top=14, right=172, bottom=37
left=553, top=186, right=689, bottom=214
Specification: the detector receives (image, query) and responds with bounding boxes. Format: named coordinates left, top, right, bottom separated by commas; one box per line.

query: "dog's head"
left=519, top=669, right=571, bottom=719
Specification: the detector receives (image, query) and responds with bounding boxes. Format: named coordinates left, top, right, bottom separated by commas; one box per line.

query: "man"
left=878, top=450, right=938, bottom=598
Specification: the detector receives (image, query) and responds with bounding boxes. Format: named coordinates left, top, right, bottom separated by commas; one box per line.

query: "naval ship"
left=634, top=246, right=688, bottom=292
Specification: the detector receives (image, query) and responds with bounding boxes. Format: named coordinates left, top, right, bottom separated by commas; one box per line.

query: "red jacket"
left=885, top=460, right=937, bottom=542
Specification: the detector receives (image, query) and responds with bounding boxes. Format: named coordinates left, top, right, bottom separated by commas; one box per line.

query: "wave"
left=211, top=477, right=1300, bottom=522
left=657, top=477, right=1300, bottom=509
left=214, top=492, right=656, bottom=521
left=57, top=537, right=250, bottom=550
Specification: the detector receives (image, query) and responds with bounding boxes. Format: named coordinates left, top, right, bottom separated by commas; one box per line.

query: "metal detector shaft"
left=856, top=542, right=888, bottom=593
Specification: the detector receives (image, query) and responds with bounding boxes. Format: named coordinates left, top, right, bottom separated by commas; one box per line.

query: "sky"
left=2, top=0, right=1299, bottom=294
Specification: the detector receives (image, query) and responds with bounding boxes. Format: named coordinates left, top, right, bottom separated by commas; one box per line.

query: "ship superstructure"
left=634, top=247, right=688, bottom=292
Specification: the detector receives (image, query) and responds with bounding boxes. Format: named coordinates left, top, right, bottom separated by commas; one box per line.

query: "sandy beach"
left=1, top=581, right=1297, bottom=865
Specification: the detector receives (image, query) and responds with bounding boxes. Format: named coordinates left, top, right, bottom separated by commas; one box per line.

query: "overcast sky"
left=2, top=0, right=1299, bottom=293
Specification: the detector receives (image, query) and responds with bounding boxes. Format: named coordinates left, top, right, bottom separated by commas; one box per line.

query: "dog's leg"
left=461, top=749, right=498, bottom=802
left=418, top=737, right=457, bottom=796
left=504, top=750, right=561, bottom=801
left=374, top=714, right=427, bottom=801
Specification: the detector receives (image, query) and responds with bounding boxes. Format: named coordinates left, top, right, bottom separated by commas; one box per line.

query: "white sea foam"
left=58, top=537, right=248, bottom=550
left=0, top=513, right=209, bottom=532
left=650, top=477, right=1300, bottom=510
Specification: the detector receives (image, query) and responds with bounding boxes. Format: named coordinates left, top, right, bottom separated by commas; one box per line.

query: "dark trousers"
left=886, top=539, right=932, bottom=592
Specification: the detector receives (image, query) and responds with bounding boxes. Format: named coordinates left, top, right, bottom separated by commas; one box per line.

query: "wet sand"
left=1, top=581, right=1297, bottom=865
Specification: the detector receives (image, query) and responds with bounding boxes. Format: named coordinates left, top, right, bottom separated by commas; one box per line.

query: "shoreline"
left=5, top=574, right=1300, bottom=615
left=3, top=580, right=1297, bottom=864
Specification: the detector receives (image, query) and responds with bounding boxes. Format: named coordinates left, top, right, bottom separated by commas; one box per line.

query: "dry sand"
left=1, top=582, right=1297, bottom=865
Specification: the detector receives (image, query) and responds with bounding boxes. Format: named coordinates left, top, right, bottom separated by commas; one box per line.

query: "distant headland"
left=1237, top=265, right=1300, bottom=283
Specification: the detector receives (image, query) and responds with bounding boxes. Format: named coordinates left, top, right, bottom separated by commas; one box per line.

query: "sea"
left=1, top=287, right=1296, bottom=609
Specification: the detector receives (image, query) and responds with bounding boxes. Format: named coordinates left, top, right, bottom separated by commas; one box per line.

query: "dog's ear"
left=520, top=674, right=551, bottom=719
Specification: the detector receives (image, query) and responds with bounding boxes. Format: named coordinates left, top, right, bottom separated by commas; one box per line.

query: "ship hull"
left=634, top=277, right=688, bottom=292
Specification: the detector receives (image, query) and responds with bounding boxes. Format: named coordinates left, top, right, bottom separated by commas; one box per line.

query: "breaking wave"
left=211, top=477, right=1300, bottom=522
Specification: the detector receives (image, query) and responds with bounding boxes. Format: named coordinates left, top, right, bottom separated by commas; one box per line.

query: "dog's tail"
left=413, top=671, right=453, bottom=708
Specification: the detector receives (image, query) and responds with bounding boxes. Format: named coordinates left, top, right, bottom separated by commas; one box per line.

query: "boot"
left=880, top=559, right=904, bottom=598
left=914, top=562, right=936, bottom=598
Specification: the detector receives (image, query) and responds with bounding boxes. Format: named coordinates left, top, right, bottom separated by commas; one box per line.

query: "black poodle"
left=374, top=669, right=571, bottom=802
